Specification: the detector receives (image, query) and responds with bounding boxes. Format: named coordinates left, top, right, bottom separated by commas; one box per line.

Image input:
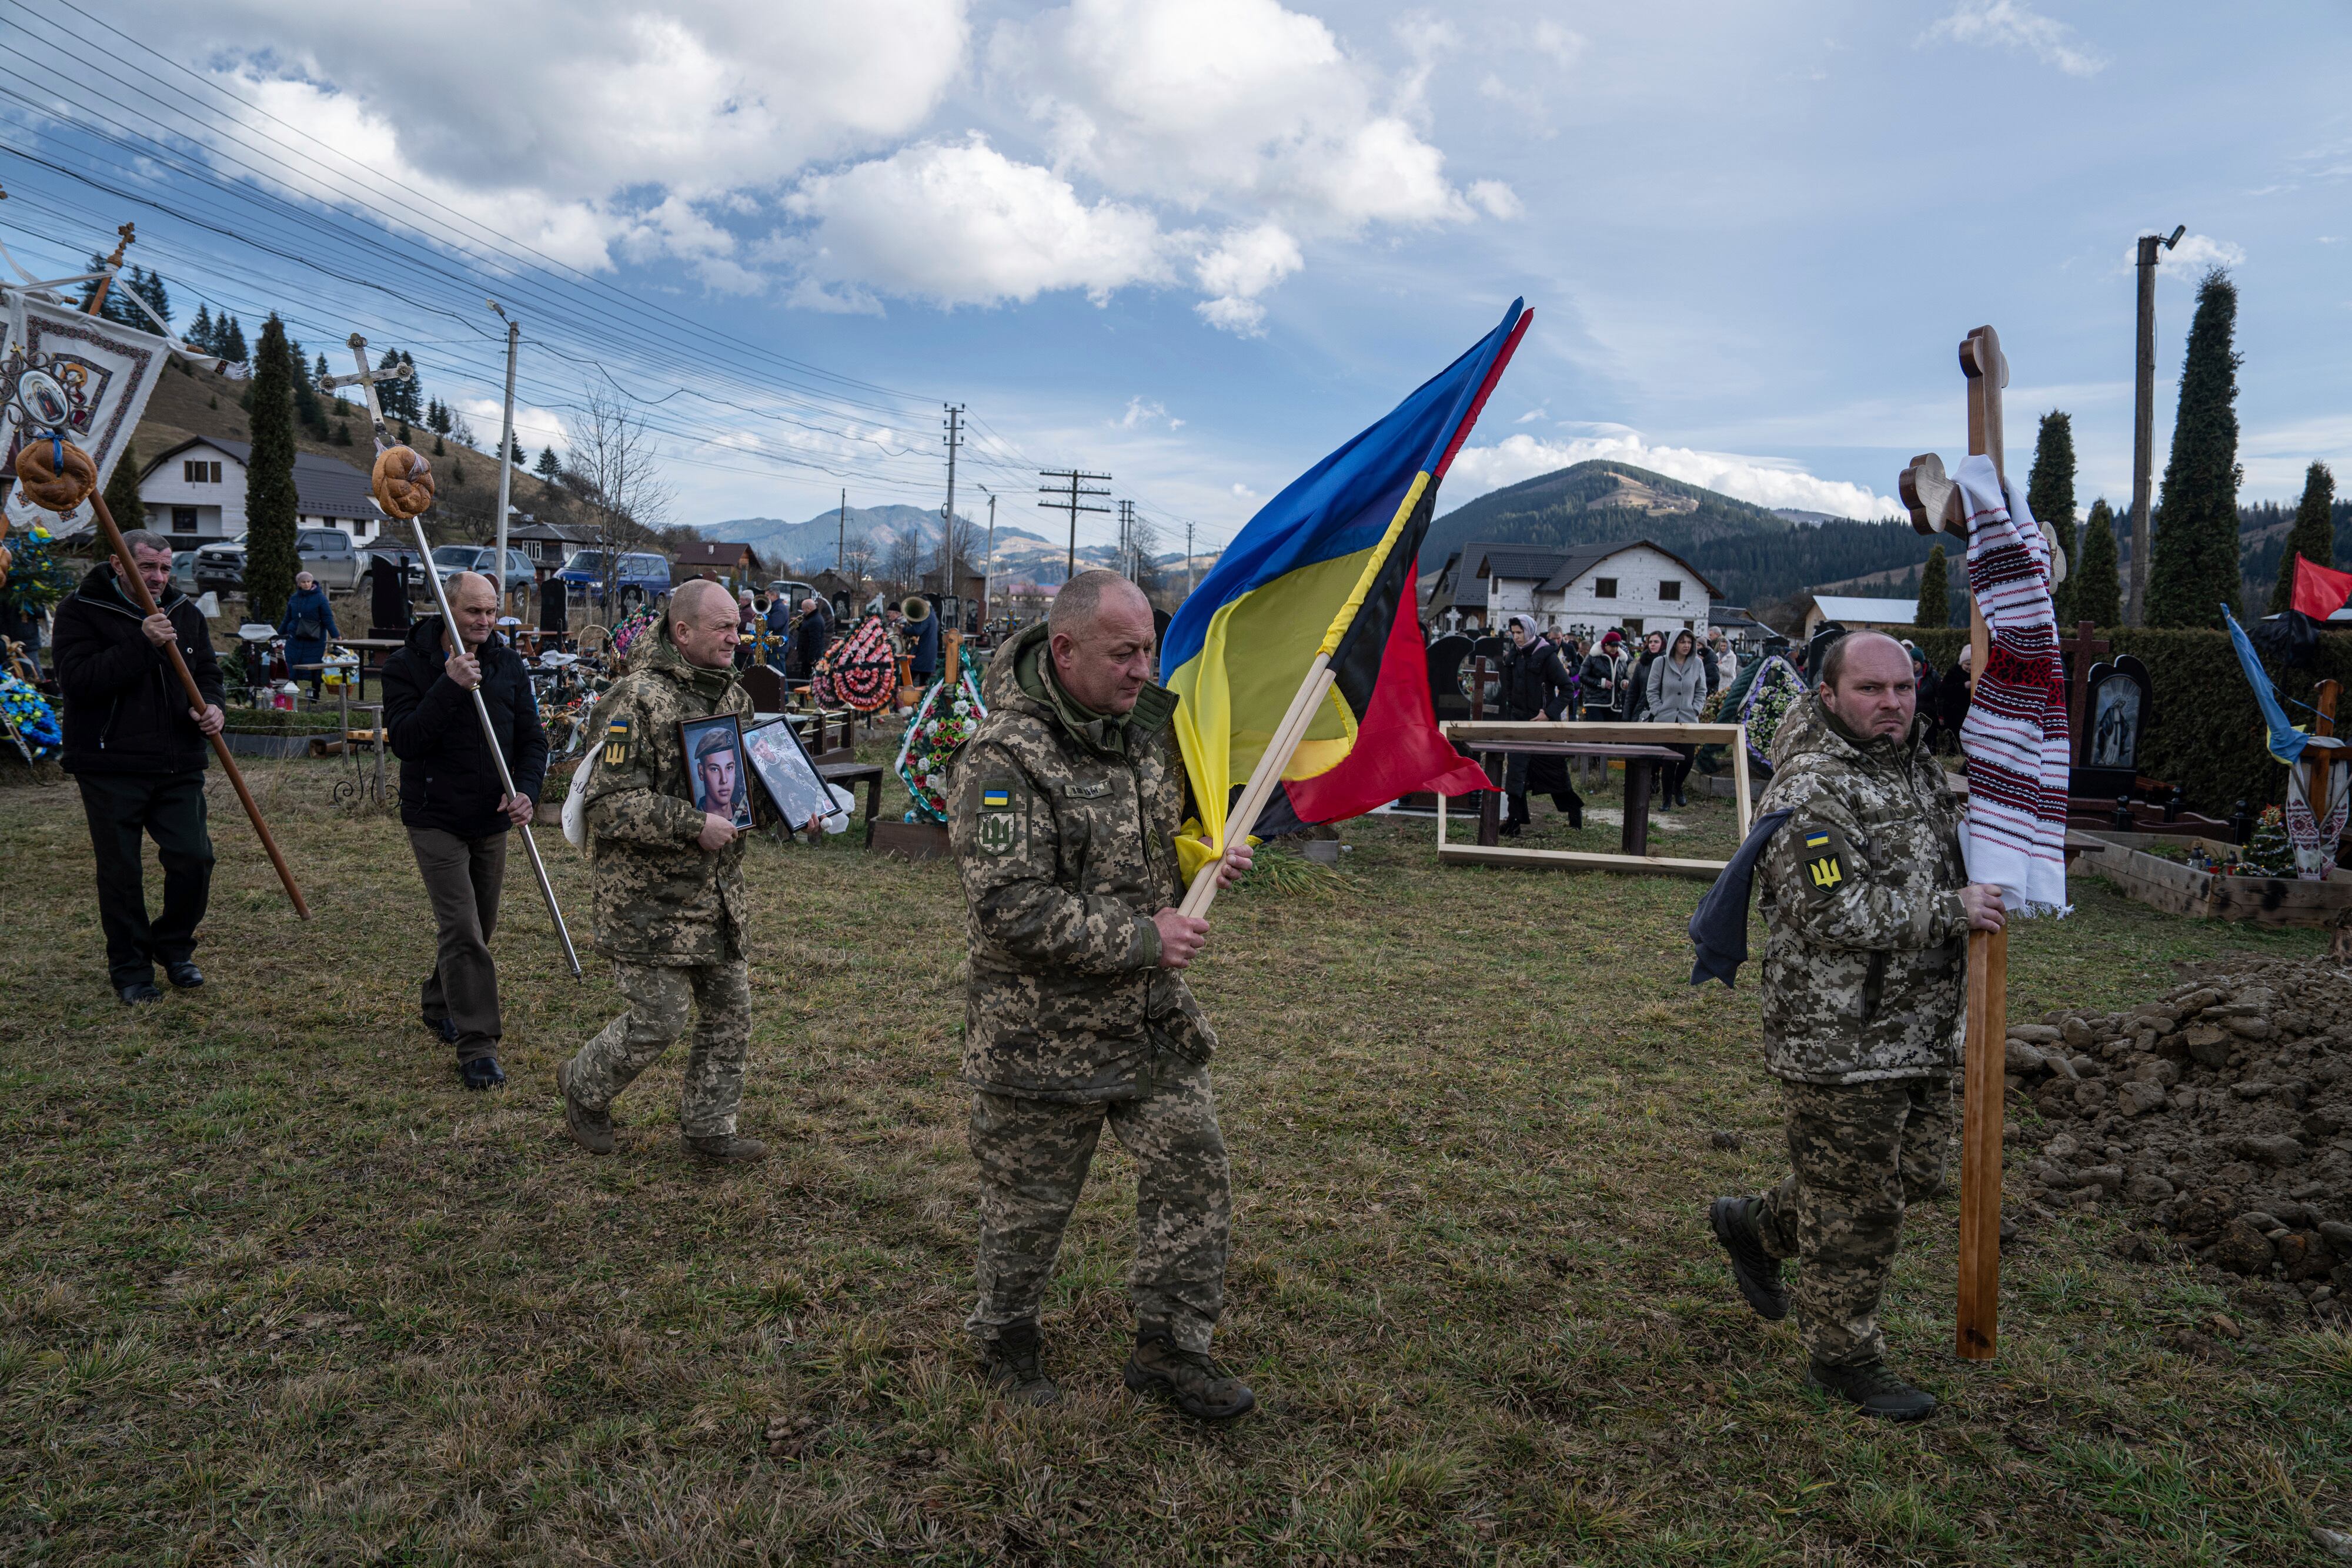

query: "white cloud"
left=136, top=1, right=971, bottom=279
left=1468, top=180, right=1522, bottom=220
left=1532, top=20, right=1586, bottom=66
left=1925, top=1, right=2107, bottom=78
left=1118, top=397, right=1185, bottom=430
left=1193, top=221, right=1304, bottom=334
left=1444, top=431, right=1902, bottom=521
left=783, top=136, right=1175, bottom=308
left=994, top=0, right=1479, bottom=232
left=2121, top=231, right=2248, bottom=279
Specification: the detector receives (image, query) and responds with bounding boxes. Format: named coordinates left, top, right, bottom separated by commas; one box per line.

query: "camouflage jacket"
left=1755, top=694, right=1970, bottom=1085
left=578, top=623, right=756, bottom=964
left=947, top=620, right=1212, bottom=1101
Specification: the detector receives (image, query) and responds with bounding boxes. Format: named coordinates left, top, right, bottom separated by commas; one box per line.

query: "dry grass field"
left=1, top=745, right=2347, bottom=1564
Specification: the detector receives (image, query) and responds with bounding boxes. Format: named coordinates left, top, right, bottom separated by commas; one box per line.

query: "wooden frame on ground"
left=1434, top=720, right=1753, bottom=879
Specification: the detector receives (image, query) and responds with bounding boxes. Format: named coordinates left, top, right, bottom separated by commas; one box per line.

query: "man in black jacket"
left=52, top=530, right=226, bottom=1004
left=382, top=571, right=549, bottom=1089
left=1498, top=615, right=1581, bottom=835
left=791, top=596, right=831, bottom=684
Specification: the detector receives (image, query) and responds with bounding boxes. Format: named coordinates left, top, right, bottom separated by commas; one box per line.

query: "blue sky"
left=8, top=0, right=2347, bottom=560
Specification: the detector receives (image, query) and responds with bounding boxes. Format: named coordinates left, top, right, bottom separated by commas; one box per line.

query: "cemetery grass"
left=2, top=754, right=2349, bottom=1566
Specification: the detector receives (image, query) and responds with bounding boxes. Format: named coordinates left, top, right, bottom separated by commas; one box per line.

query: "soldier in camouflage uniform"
left=1709, top=631, right=2006, bottom=1420
left=557, top=580, right=770, bottom=1165
left=948, top=570, right=1255, bottom=1421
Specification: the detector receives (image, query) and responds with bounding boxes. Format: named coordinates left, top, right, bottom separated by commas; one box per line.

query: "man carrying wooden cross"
left=948, top=570, right=1254, bottom=1420
left=1708, top=630, right=2007, bottom=1420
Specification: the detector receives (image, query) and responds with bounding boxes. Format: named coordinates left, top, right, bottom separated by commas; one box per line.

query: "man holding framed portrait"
left=684, top=716, right=754, bottom=831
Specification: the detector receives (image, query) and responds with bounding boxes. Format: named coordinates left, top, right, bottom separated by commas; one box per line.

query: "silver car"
left=193, top=528, right=366, bottom=593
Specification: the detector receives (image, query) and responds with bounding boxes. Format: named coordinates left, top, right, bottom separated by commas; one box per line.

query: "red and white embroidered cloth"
left=1953, top=454, right=2071, bottom=916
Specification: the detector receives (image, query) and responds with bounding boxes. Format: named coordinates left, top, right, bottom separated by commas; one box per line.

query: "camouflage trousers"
left=1752, top=1072, right=1953, bottom=1366
left=965, top=1052, right=1230, bottom=1354
left=565, top=958, right=751, bottom=1138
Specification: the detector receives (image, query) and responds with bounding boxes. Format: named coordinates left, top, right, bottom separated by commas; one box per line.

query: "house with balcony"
left=1428, top=538, right=1721, bottom=641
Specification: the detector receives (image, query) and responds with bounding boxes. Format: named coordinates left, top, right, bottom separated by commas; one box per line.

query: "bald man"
left=557, top=579, right=769, bottom=1164
left=383, top=570, right=547, bottom=1089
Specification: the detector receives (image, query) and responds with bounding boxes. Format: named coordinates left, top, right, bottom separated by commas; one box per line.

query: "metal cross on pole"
left=319, top=334, right=412, bottom=453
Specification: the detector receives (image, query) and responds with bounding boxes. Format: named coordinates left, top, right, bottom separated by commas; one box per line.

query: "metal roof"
left=1805, top=594, right=1921, bottom=624
left=145, top=436, right=376, bottom=520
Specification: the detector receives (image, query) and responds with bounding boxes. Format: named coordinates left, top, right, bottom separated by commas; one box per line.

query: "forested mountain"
left=1422, top=460, right=1937, bottom=608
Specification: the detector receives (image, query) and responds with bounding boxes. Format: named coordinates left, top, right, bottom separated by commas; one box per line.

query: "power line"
left=1038, top=470, right=1112, bottom=583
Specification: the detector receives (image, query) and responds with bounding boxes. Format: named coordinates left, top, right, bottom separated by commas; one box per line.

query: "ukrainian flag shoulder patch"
left=1798, top=822, right=1846, bottom=898
left=980, top=787, right=1012, bottom=810
left=602, top=717, right=632, bottom=768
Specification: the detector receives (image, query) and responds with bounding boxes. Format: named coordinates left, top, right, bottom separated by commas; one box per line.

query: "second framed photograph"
left=743, top=716, right=845, bottom=831
left=680, top=713, right=756, bottom=831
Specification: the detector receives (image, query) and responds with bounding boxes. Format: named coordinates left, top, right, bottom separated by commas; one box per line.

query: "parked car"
left=429, top=544, right=534, bottom=596
left=169, top=549, right=201, bottom=599
left=359, top=542, right=429, bottom=590
left=764, top=579, right=820, bottom=611
left=192, top=527, right=366, bottom=594
left=558, top=549, right=670, bottom=606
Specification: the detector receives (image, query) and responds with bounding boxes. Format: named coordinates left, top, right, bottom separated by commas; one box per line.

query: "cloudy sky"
left=10, top=1, right=2348, bottom=554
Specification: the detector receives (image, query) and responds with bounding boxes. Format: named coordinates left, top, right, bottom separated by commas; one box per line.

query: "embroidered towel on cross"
left=1952, top=453, right=2071, bottom=918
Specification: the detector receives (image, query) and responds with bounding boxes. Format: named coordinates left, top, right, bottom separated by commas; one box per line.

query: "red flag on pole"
left=2288, top=553, right=2352, bottom=621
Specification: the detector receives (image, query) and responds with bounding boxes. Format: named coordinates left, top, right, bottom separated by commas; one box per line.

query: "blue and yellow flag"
left=1164, top=299, right=1529, bottom=870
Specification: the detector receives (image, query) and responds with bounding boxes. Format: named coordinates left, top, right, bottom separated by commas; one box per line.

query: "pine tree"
left=2270, top=461, right=2338, bottom=614
left=312, top=352, right=330, bottom=386
left=189, top=303, right=215, bottom=354
left=534, top=446, right=560, bottom=480
left=131, top=268, right=171, bottom=327
left=2146, top=269, right=2244, bottom=627
left=333, top=421, right=353, bottom=446
left=102, top=439, right=145, bottom=533
left=428, top=397, right=452, bottom=436
left=2027, top=410, right=2077, bottom=626
left=2076, top=497, right=2122, bottom=626
left=397, top=352, right=419, bottom=423
left=220, top=316, right=248, bottom=363
left=243, top=316, right=301, bottom=624
left=1915, top=543, right=1949, bottom=628
left=509, top=436, right=526, bottom=466
left=432, top=432, right=446, bottom=456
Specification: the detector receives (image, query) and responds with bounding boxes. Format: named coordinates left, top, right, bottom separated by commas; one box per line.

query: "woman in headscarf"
left=1497, top=613, right=1581, bottom=835
left=278, top=570, right=339, bottom=701
left=1644, top=627, right=1709, bottom=808
left=1624, top=628, right=1667, bottom=723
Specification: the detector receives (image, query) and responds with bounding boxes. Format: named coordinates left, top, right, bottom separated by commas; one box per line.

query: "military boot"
left=1500, top=792, right=1531, bottom=837
left=1805, top=1359, right=1938, bottom=1422
left=556, top=1059, right=614, bottom=1155
left=684, top=1132, right=770, bottom=1165
left=977, top=1321, right=1061, bottom=1406
left=1123, top=1325, right=1254, bottom=1422
left=1708, top=1196, right=1787, bottom=1320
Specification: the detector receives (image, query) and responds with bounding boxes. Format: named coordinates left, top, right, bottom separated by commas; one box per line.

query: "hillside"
left=1423, top=460, right=1940, bottom=609
left=706, top=506, right=1128, bottom=585
left=126, top=357, right=568, bottom=541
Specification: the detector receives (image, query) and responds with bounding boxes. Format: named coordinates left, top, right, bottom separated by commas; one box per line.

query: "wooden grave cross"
left=1896, top=323, right=2017, bottom=1362
left=2059, top=620, right=2110, bottom=764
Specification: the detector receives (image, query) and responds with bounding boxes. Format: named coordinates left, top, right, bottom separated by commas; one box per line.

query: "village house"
left=1793, top=593, right=1923, bottom=638
left=132, top=437, right=380, bottom=548
left=1424, top=539, right=1720, bottom=641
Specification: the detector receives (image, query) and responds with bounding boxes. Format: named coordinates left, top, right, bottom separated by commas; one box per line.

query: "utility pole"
left=979, top=488, right=997, bottom=630
left=837, top=487, right=846, bottom=575
left=941, top=404, right=964, bottom=623
left=1185, top=520, right=1195, bottom=600
left=1116, top=500, right=1136, bottom=579
left=1038, top=468, right=1112, bottom=583
left=2127, top=224, right=2184, bottom=627
left=487, top=300, right=520, bottom=616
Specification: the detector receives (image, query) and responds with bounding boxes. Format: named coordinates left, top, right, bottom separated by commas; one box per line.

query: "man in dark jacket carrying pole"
left=1706, top=631, right=2006, bottom=1420
left=53, top=530, right=226, bottom=1004
left=382, top=571, right=549, bottom=1089
left=948, top=570, right=1254, bottom=1421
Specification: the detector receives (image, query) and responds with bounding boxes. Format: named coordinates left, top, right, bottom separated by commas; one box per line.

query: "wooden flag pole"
left=1954, top=324, right=2009, bottom=1360
left=1177, top=653, right=1335, bottom=920
left=88, top=487, right=310, bottom=919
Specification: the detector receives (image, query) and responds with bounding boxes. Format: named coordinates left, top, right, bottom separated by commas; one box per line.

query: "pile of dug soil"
left=2002, top=957, right=2352, bottom=1318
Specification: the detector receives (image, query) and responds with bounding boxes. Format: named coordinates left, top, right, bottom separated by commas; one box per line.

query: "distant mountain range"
left=701, top=504, right=1146, bottom=584
left=1424, top=460, right=1942, bottom=609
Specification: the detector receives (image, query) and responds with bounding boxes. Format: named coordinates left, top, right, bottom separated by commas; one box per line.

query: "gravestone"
left=2072, top=654, right=2154, bottom=801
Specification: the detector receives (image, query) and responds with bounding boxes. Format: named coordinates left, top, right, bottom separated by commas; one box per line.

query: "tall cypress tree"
left=243, top=316, right=300, bottom=624
left=102, top=439, right=145, bottom=534
left=2076, top=497, right=2122, bottom=626
left=2027, top=410, right=2077, bottom=625
left=2145, top=269, right=2244, bottom=627
left=2270, top=461, right=2338, bottom=614
left=1915, top=543, right=1949, bottom=628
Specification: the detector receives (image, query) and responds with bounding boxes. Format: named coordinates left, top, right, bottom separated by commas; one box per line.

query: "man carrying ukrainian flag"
left=1161, top=299, right=1526, bottom=897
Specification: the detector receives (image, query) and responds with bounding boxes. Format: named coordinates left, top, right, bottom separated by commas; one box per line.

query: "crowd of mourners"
left=1471, top=614, right=1977, bottom=834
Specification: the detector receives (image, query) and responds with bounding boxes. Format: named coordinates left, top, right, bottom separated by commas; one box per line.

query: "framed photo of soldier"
left=743, top=717, right=843, bottom=831
left=681, top=714, right=755, bottom=830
